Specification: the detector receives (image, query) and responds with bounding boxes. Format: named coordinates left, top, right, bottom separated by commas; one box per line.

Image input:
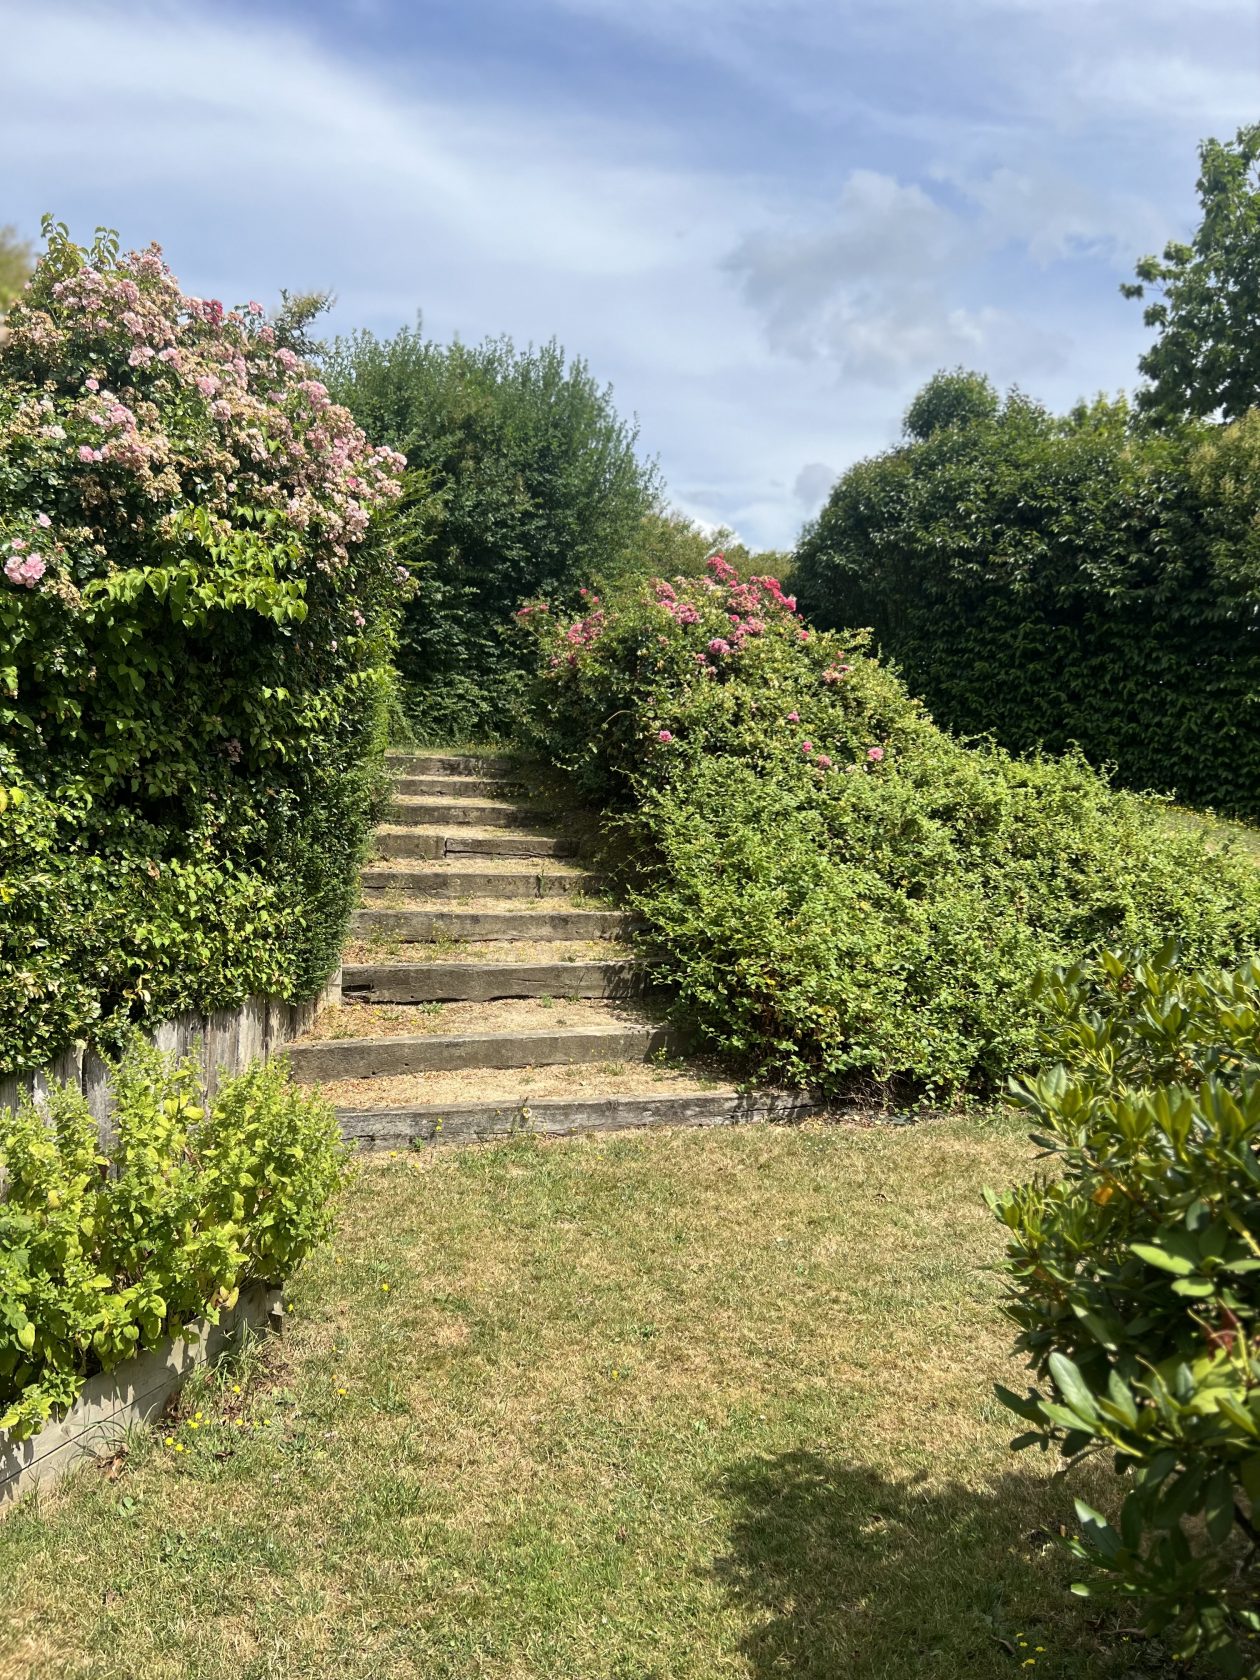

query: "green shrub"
left=520, top=558, right=1260, bottom=1097
left=0, top=223, right=407, bottom=1073
left=323, top=327, right=659, bottom=740
left=0, top=1046, right=348, bottom=1443
left=989, top=945, right=1260, bottom=1673
left=793, top=373, right=1260, bottom=820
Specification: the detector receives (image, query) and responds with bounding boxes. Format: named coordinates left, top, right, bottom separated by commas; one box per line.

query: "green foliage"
left=794, top=377, right=1260, bottom=820
left=323, top=325, right=659, bottom=740
left=1123, top=124, right=1260, bottom=426
left=0, top=1046, right=348, bottom=1443
left=990, top=945, right=1260, bottom=1673
left=520, top=558, right=1260, bottom=1097
left=0, top=224, right=406, bottom=1073
left=903, top=367, right=1000, bottom=440
left=0, top=224, right=33, bottom=314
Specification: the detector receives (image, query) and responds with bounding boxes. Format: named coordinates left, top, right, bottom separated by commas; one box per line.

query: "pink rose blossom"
left=707, top=637, right=731, bottom=656
left=657, top=730, right=673, bottom=743
left=816, top=754, right=832, bottom=768
left=84, top=375, right=100, bottom=392
left=867, top=746, right=884, bottom=762
left=786, top=710, right=800, bottom=723
left=802, top=740, right=813, bottom=753
left=35, top=512, right=51, bottom=528
left=195, top=374, right=220, bottom=398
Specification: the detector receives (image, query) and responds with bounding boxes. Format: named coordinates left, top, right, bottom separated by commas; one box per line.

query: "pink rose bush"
left=517, top=550, right=1260, bottom=1099
left=0, top=223, right=409, bottom=1073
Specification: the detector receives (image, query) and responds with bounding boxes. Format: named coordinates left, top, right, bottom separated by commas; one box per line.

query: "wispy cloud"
left=0, top=0, right=1247, bottom=547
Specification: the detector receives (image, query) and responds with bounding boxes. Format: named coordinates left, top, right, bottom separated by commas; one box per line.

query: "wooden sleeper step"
left=386, top=753, right=519, bottom=777
left=336, top=1090, right=821, bottom=1147
left=394, top=775, right=523, bottom=798
left=374, top=830, right=580, bottom=860
left=350, top=908, right=630, bottom=941
left=360, top=868, right=604, bottom=899
left=342, top=959, right=640, bottom=1003
left=289, top=1024, right=677, bottom=1082
left=389, top=798, right=548, bottom=829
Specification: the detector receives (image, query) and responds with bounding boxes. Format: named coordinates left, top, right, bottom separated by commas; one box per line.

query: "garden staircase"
left=287, top=751, right=816, bottom=1148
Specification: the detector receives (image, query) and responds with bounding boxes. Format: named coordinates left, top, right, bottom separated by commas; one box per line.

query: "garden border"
left=0, top=1283, right=283, bottom=1510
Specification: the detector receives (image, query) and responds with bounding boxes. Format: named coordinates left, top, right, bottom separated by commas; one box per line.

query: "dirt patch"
left=297, top=998, right=663, bottom=1042
left=315, top=1060, right=734, bottom=1109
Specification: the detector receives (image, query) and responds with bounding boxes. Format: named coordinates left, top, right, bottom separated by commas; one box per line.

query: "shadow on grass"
left=713, top=1450, right=1178, bottom=1680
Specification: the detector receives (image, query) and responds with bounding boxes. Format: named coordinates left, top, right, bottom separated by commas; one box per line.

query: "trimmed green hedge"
left=520, top=555, right=1260, bottom=1098
left=793, top=373, right=1260, bottom=821
left=0, top=1047, right=348, bottom=1443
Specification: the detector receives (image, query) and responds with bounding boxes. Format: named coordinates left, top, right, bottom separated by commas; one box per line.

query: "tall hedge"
left=794, top=372, right=1260, bottom=820
left=323, top=328, right=658, bottom=740
left=0, top=225, right=406, bottom=1074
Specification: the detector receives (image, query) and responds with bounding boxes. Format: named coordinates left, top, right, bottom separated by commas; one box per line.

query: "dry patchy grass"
left=0, top=1117, right=1186, bottom=1680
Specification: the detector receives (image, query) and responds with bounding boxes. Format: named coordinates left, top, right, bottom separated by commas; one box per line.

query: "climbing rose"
left=657, top=730, right=673, bottom=743
left=867, top=746, right=884, bottom=762
left=786, top=710, right=800, bottom=723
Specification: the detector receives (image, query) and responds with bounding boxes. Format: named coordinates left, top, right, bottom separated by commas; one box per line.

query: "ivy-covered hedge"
left=0, top=1047, right=348, bottom=1443
left=990, top=946, right=1260, bottom=1672
left=0, top=225, right=407, bottom=1075
left=793, top=373, right=1260, bottom=821
left=520, top=556, right=1260, bottom=1098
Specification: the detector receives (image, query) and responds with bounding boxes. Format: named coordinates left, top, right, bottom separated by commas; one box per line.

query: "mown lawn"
left=0, top=1119, right=1180, bottom=1680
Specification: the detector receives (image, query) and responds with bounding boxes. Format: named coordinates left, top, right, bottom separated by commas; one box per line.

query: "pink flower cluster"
left=2, top=235, right=409, bottom=612
left=4, top=551, right=45, bottom=588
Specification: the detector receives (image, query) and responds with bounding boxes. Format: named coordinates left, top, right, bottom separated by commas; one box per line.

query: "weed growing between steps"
left=519, top=557, right=1260, bottom=1100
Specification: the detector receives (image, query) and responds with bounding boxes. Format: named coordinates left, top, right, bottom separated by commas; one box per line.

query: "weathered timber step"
left=390, top=797, right=549, bottom=829
left=342, top=959, right=640, bottom=1003
left=338, top=1090, right=821, bottom=1148
left=374, top=828, right=579, bottom=861
left=360, top=867, right=604, bottom=899
left=386, top=753, right=518, bottom=777
left=290, top=1024, right=677, bottom=1082
left=394, top=774, right=523, bottom=798
left=350, top=907, right=631, bottom=942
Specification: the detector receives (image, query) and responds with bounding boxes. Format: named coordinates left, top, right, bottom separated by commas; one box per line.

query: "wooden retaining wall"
left=0, top=968, right=341, bottom=1122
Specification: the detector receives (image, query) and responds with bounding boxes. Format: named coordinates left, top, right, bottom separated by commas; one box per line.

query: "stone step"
left=350, top=907, right=631, bottom=942
left=342, top=958, right=640, bottom=1003
left=386, top=752, right=518, bottom=777
left=394, top=774, right=522, bottom=799
left=337, top=1090, right=820, bottom=1148
left=289, top=1023, right=677, bottom=1083
left=389, top=797, right=547, bottom=829
left=374, top=828, right=580, bottom=861
left=360, top=867, right=605, bottom=899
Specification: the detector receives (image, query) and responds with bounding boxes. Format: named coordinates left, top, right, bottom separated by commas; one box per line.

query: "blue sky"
left=2, top=0, right=1257, bottom=547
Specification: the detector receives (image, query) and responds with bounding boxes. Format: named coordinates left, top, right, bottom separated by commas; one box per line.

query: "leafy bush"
left=520, top=557, right=1260, bottom=1097
left=323, top=327, right=659, bottom=739
left=0, top=1046, right=348, bottom=1443
left=990, top=945, right=1260, bottom=1673
left=793, top=373, right=1260, bottom=820
left=0, top=223, right=407, bottom=1074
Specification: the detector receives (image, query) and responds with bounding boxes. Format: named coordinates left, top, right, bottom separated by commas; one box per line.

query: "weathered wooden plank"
left=385, top=753, right=519, bottom=777
left=389, top=798, right=550, bottom=829
left=393, top=775, right=523, bottom=798
left=350, top=908, right=630, bottom=942
left=335, top=1090, right=822, bottom=1148
left=359, top=868, right=603, bottom=899
left=341, top=959, right=641, bottom=1004
left=289, top=1024, right=677, bottom=1082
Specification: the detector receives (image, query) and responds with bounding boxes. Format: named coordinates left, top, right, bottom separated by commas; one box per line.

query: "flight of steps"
left=286, top=751, right=817, bottom=1148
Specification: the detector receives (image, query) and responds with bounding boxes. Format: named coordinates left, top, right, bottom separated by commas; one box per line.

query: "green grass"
left=0, top=1119, right=1187, bottom=1680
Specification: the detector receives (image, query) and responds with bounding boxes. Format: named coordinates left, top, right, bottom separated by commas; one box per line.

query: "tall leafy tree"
left=324, top=326, right=659, bottom=739
left=1123, top=124, right=1260, bottom=425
